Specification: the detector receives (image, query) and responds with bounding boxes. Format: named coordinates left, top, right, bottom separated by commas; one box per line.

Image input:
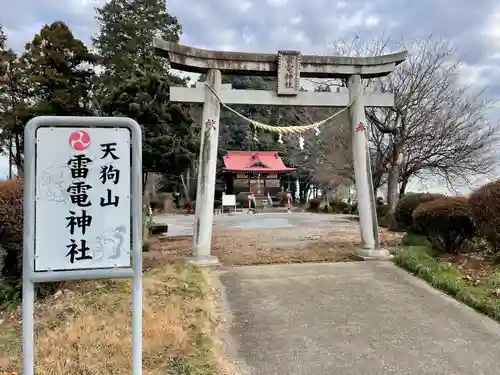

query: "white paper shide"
left=35, top=127, right=131, bottom=271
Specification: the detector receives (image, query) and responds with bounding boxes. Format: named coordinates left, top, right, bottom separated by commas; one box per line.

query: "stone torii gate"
left=153, top=38, right=407, bottom=264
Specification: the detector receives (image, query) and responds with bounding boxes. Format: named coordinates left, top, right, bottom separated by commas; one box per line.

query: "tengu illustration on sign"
left=69, top=130, right=91, bottom=151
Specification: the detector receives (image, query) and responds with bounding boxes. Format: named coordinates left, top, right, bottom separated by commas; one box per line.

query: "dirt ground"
left=144, top=213, right=402, bottom=266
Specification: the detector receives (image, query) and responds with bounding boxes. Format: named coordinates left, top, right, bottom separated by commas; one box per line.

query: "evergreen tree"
left=93, top=0, right=197, bottom=182
left=0, top=26, right=32, bottom=172
left=93, top=0, right=181, bottom=85
left=23, top=21, right=96, bottom=116
left=0, top=22, right=96, bottom=172
left=101, top=69, right=199, bottom=181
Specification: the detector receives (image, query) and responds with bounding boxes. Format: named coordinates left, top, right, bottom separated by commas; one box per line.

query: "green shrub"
left=401, top=232, right=429, bottom=247
left=329, top=200, right=349, bottom=213
left=412, top=196, right=475, bottom=253
left=0, top=276, right=22, bottom=309
left=376, top=203, right=388, bottom=218
left=469, top=180, right=500, bottom=254
left=394, top=193, right=445, bottom=231
left=0, top=179, right=67, bottom=309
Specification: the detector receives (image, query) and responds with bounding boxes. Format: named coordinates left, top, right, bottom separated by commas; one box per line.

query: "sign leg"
left=132, top=270, right=142, bottom=375
left=22, top=278, right=35, bottom=375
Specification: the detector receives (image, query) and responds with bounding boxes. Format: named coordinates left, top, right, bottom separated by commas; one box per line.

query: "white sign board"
left=222, top=194, right=236, bottom=206
left=35, top=127, right=131, bottom=271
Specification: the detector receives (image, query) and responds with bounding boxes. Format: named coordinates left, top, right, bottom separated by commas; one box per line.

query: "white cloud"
left=457, top=63, right=494, bottom=87
left=337, top=1, right=347, bottom=9
left=267, top=0, right=288, bottom=5
left=237, top=0, right=253, bottom=13
left=290, top=16, right=303, bottom=26
left=482, top=8, right=500, bottom=55
left=242, top=27, right=256, bottom=44
left=65, top=0, right=106, bottom=15
left=336, top=11, right=370, bottom=31
left=484, top=10, right=500, bottom=39
left=365, top=15, right=380, bottom=27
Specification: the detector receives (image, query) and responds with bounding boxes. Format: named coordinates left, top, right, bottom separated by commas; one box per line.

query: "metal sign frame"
left=22, top=116, right=143, bottom=375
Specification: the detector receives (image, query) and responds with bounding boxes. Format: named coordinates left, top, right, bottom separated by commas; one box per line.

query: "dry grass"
left=0, top=263, right=231, bottom=375
left=144, top=225, right=402, bottom=266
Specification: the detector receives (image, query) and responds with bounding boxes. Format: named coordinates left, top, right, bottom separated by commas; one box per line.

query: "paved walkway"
left=217, top=262, right=500, bottom=375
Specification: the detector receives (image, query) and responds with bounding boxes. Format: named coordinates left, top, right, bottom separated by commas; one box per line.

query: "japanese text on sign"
left=35, top=128, right=131, bottom=271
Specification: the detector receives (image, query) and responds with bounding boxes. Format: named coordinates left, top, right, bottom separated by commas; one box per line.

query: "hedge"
left=413, top=196, right=475, bottom=253
left=469, top=180, right=500, bottom=253
left=394, top=193, right=445, bottom=231
left=0, top=179, right=24, bottom=279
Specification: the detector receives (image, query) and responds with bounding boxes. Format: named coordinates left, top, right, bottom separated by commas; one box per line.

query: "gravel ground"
left=145, top=212, right=401, bottom=266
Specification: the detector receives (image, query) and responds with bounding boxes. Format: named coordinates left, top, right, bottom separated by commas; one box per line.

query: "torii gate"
left=153, top=38, right=407, bottom=265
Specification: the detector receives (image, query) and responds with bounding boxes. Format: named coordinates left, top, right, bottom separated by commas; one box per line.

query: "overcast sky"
left=1, top=0, right=499, bottom=191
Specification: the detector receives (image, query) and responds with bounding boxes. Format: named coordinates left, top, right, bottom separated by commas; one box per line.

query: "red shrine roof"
left=223, top=151, right=296, bottom=173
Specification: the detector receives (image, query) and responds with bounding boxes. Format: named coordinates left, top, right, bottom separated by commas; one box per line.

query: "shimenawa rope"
left=203, top=82, right=362, bottom=134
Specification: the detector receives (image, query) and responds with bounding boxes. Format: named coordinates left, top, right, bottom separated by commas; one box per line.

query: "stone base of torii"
left=153, top=39, right=407, bottom=264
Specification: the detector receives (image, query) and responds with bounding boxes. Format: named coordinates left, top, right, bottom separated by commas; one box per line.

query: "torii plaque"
left=154, top=38, right=407, bottom=264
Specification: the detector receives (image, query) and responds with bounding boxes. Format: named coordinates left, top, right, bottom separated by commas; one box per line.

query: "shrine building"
left=222, top=151, right=296, bottom=197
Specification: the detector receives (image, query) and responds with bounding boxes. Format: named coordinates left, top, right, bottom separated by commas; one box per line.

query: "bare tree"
left=298, top=33, right=400, bottom=199
left=300, top=108, right=352, bottom=187
left=307, top=33, right=499, bottom=226
left=281, top=101, right=353, bottom=201
left=365, top=35, right=499, bottom=225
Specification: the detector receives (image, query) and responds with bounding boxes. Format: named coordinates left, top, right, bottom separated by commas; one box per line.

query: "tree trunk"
left=386, top=143, right=402, bottom=229
left=142, top=172, right=151, bottom=244
left=180, top=173, right=191, bottom=203
left=186, top=168, right=191, bottom=196
left=386, top=165, right=399, bottom=228
left=399, top=176, right=410, bottom=198
left=372, top=168, right=383, bottom=196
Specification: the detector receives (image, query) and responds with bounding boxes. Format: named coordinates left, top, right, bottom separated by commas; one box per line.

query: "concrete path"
left=217, top=262, right=500, bottom=375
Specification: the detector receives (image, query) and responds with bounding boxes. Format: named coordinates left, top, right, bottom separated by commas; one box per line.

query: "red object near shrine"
left=222, top=151, right=296, bottom=198
left=223, top=151, right=296, bottom=173
left=286, top=192, right=292, bottom=210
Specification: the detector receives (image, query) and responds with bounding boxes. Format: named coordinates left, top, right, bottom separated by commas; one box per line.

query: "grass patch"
left=394, top=240, right=500, bottom=322
left=0, top=263, right=230, bottom=375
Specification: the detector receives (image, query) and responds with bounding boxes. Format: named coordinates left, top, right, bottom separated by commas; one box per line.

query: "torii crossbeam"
left=154, top=38, right=407, bottom=264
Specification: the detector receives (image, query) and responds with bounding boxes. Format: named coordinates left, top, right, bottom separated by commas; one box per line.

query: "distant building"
left=222, top=151, right=296, bottom=197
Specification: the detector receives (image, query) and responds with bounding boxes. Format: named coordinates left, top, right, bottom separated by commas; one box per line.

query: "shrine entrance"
left=222, top=151, right=295, bottom=197
left=153, top=38, right=407, bottom=264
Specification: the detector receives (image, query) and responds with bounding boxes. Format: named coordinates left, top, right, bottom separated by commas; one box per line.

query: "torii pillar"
left=154, top=39, right=407, bottom=263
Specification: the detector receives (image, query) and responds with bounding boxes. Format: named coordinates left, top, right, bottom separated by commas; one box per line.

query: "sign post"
left=22, top=116, right=143, bottom=375
left=221, top=193, right=236, bottom=213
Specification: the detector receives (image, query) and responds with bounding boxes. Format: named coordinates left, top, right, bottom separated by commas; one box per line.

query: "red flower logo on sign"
left=69, top=130, right=91, bottom=151
left=356, top=122, right=366, bottom=132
